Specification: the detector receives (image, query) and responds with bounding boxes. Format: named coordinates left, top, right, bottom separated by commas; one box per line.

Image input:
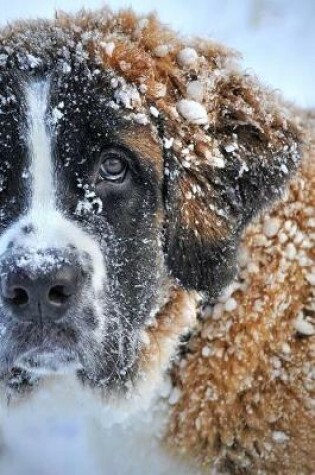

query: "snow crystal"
left=75, top=42, right=89, bottom=63
left=163, top=137, right=174, bottom=149
left=218, top=282, right=241, bottom=304
left=278, top=232, right=288, bottom=244
left=139, top=84, right=148, bottom=94
left=100, top=41, right=115, bottom=57
left=306, top=218, right=315, bottom=228
left=62, top=62, right=71, bottom=74
left=238, top=161, right=249, bottom=177
left=109, top=77, right=118, bottom=89
left=281, top=342, right=291, bottom=355
left=133, top=113, right=149, bottom=125
left=205, top=386, right=218, bottom=402
left=263, top=217, right=281, bottom=238
left=224, top=144, right=237, bottom=153
left=252, top=234, right=268, bottom=247
left=0, top=53, right=8, bottom=65
left=153, top=45, right=170, bottom=58
left=201, top=346, right=211, bottom=358
left=186, top=81, right=204, bottom=102
left=294, top=313, right=315, bottom=336
left=114, top=85, right=141, bottom=109
left=75, top=187, right=103, bottom=216
left=247, top=262, right=259, bottom=274
left=284, top=242, right=296, bottom=260
left=176, top=99, right=208, bottom=125
left=284, top=220, right=297, bottom=237
left=107, top=100, right=120, bottom=111
left=150, top=106, right=160, bottom=118
left=212, top=303, right=224, bottom=320
left=26, top=54, right=42, bottom=69
left=281, top=163, right=289, bottom=174
left=177, top=47, right=198, bottom=67
left=138, top=18, right=149, bottom=30
left=210, top=156, right=225, bottom=168
left=224, top=298, right=238, bottom=312
left=51, top=105, right=64, bottom=125
left=272, top=431, right=290, bottom=443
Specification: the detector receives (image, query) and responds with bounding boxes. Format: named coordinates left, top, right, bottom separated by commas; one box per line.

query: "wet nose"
left=1, top=264, right=82, bottom=323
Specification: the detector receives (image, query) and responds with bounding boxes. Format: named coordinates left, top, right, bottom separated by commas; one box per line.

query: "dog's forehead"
left=47, top=66, right=164, bottom=175
left=0, top=64, right=164, bottom=187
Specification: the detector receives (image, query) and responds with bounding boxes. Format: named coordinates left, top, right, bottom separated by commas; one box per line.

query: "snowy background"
left=0, top=1, right=313, bottom=474
left=0, top=0, right=314, bottom=107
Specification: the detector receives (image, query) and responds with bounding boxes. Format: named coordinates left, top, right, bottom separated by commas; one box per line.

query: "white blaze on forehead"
left=26, top=80, right=55, bottom=211
left=0, top=79, right=106, bottom=293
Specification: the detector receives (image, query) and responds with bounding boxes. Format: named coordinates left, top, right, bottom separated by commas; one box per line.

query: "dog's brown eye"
left=99, top=150, right=128, bottom=182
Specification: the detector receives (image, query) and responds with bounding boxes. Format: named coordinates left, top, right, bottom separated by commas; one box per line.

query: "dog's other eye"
left=99, top=149, right=128, bottom=183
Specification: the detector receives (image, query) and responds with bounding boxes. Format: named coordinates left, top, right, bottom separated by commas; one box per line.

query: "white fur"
left=26, top=80, right=55, bottom=213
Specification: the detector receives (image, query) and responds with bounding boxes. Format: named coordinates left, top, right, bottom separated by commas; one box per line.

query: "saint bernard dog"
left=0, top=7, right=313, bottom=475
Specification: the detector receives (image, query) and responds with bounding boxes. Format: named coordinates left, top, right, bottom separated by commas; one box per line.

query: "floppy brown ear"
left=163, top=73, right=302, bottom=296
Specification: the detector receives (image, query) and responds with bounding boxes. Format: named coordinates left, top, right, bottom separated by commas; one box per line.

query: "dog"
left=0, top=7, right=313, bottom=474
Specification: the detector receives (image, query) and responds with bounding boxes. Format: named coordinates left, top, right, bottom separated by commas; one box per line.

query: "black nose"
left=1, top=264, right=82, bottom=323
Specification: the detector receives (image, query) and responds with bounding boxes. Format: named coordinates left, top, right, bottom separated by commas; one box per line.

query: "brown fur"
left=167, top=117, right=315, bottom=474
left=120, top=126, right=164, bottom=177
left=139, top=287, right=198, bottom=394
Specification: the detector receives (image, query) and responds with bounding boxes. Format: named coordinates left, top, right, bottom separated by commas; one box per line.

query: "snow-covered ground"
left=0, top=0, right=314, bottom=107
left=0, top=1, right=313, bottom=474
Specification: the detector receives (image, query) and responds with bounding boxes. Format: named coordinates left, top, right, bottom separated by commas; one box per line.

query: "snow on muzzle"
left=0, top=247, right=89, bottom=324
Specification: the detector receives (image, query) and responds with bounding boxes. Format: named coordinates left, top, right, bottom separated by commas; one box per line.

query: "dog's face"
left=0, top=17, right=301, bottom=397
left=0, top=64, right=170, bottom=393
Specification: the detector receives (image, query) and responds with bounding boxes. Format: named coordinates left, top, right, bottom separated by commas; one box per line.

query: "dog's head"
left=0, top=10, right=301, bottom=398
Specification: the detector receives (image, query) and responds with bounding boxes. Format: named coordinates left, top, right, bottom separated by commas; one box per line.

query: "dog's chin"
left=14, top=347, right=83, bottom=376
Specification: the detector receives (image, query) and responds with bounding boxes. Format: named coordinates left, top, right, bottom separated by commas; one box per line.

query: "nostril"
left=48, top=285, right=72, bottom=306
left=10, top=287, right=29, bottom=306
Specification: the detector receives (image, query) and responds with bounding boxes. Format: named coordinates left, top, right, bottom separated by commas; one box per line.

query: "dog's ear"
left=163, top=73, right=302, bottom=296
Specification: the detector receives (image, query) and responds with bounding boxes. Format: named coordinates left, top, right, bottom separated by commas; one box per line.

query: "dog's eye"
left=99, top=149, right=128, bottom=182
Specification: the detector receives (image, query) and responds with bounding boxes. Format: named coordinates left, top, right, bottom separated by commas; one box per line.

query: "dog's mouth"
left=0, top=304, right=139, bottom=393
left=14, top=347, right=83, bottom=375
left=1, top=319, right=85, bottom=378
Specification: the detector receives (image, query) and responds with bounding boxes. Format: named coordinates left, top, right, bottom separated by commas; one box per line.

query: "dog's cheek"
left=167, top=226, right=238, bottom=296
left=164, top=164, right=239, bottom=295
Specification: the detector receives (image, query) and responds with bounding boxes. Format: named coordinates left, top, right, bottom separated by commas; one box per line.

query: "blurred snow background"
left=0, top=0, right=314, bottom=107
